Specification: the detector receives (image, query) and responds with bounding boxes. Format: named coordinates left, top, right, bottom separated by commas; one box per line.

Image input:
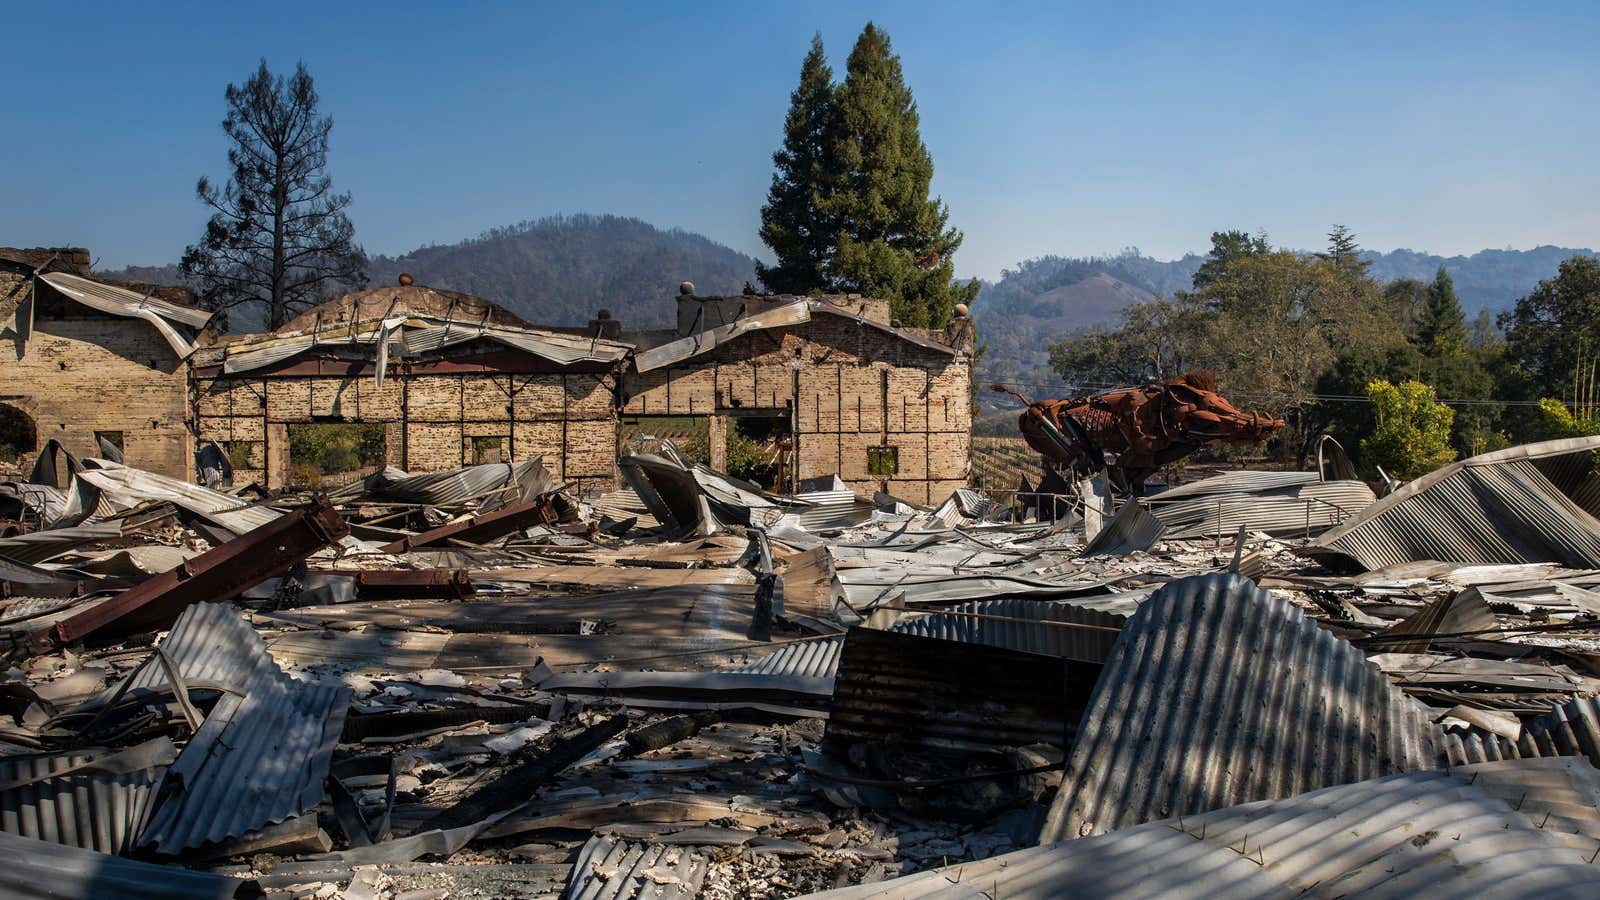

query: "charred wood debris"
left=2, top=435, right=1600, bottom=899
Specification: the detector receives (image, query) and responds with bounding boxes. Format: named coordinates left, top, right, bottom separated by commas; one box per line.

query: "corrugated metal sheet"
left=733, top=635, right=843, bottom=678
left=1039, top=572, right=1441, bottom=842
left=37, top=272, right=212, bottom=358
left=1155, top=469, right=1321, bottom=499
left=823, top=628, right=1099, bottom=754
left=1078, top=500, right=1164, bottom=556
left=343, top=458, right=552, bottom=509
left=1371, top=588, right=1499, bottom=654
left=565, top=833, right=709, bottom=900
left=887, top=597, right=1126, bottom=664
left=1445, top=695, right=1600, bottom=769
left=75, top=462, right=278, bottom=535
left=635, top=301, right=812, bottom=372
left=805, top=761, right=1600, bottom=900
left=137, top=603, right=350, bottom=854
left=219, top=316, right=629, bottom=374
left=1305, top=437, right=1600, bottom=571
left=1151, top=480, right=1376, bottom=540
left=0, top=522, right=123, bottom=565
left=0, top=738, right=175, bottom=854
left=0, top=830, right=244, bottom=899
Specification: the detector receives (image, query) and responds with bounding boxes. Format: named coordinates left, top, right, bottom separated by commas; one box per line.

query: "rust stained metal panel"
left=1039, top=573, right=1442, bottom=843
left=1304, top=436, right=1600, bottom=571
left=823, top=627, right=1101, bottom=755
left=354, top=568, right=476, bottom=599
left=27, top=498, right=348, bottom=651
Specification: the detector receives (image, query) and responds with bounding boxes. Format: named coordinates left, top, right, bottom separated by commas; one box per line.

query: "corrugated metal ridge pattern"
left=119, top=600, right=270, bottom=697
left=732, top=636, right=843, bottom=678
left=1039, top=573, right=1441, bottom=842
left=566, top=833, right=708, bottom=900
left=0, top=522, right=124, bottom=565
left=1152, top=480, right=1376, bottom=540
left=805, top=762, right=1600, bottom=900
left=634, top=300, right=812, bottom=372
left=138, top=606, right=350, bottom=853
left=1155, top=469, right=1320, bottom=500
left=1306, top=437, right=1600, bottom=570
left=36, top=272, right=213, bottom=327
left=0, top=740, right=172, bottom=854
left=1079, top=500, right=1164, bottom=557
left=1444, top=695, right=1600, bottom=769
left=346, top=458, right=551, bottom=507
left=887, top=597, right=1125, bottom=664
left=0, top=830, right=244, bottom=900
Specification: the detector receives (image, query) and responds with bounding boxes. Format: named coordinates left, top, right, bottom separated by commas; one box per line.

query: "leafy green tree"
left=1416, top=266, right=1467, bottom=355
left=1361, top=380, right=1456, bottom=480
left=182, top=59, right=367, bottom=330
left=1048, top=294, right=1212, bottom=386
left=1318, top=225, right=1372, bottom=277
left=1537, top=398, right=1600, bottom=439
left=1500, top=256, right=1600, bottom=403
left=1384, top=277, right=1428, bottom=338
left=1191, top=229, right=1270, bottom=289
left=757, top=34, right=836, bottom=295
left=818, top=23, right=978, bottom=327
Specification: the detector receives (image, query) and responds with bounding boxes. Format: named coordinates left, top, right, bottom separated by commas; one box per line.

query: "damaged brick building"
left=3, top=251, right=973, bottom=501
left=1, top=248, right=211, bottom=480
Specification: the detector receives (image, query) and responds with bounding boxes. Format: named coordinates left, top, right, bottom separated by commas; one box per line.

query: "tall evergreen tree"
left=756, top=34, right=835, bottom=295
left=1191, top=229, right=1270, bottom=288
left=181, top=59, right=367, bottom=330
left=1319, top=224, right=1372, bottom=277
left=818, top=23, right=978, bottom=327
left=1416, top=265, right=1467, bottom=355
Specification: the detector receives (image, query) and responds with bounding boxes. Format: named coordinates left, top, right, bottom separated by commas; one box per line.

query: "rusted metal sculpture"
left=995, top=372, right=1284, bottom=492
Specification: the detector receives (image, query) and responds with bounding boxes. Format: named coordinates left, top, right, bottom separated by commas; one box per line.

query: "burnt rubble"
left=2, top=437, right=1600, bottom=898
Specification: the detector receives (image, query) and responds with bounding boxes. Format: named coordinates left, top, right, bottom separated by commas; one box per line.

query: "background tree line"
left=1050, top=226, right=1600, bottom=478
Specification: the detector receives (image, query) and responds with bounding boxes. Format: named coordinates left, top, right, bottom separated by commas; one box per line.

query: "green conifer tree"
left=757, top=34, right=835, bottom=294
left=818, top=23, right=978, bottom=327
left=1416, top=265, right=1468, bottom=355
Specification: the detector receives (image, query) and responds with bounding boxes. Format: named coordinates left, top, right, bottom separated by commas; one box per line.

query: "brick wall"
left=622, top=314, right=971, bottom=506
left=1, top=269, right=194, bottom=478
left=194, top=368, right=622, bottom=494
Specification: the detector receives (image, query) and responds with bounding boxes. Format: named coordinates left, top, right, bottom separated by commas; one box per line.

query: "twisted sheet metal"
left=1039, top=573, right=1441, bottom=842
left=887, top=597, right=1126, bottom=664
left=733, top=636, right=842, bottom=679
left=340, top=458, right=552, bottom=509
left=1155, top=470, right=1320, bottom=499
left=1304, top=437, right=1600, bottom=571
left=1078, top=499, right=1164, bottom=556
left=1444, top=695, right=1600, bottom=770
left=0, top=738, right=174, bottom=854
left=0, top=830, right=244, bottom=899
left=806, top=761, right=1600, bottom=900
left=137, top=603, right=350, bottom=854
left=824, top=628, right=1098, bottom=754
left=565, top=833, right=708, bottom=900
left=0, top=522, right=123, bottom=565
left=1151, top=480, right=1377, bottom=540
left=37, top=272, right=211, bottom=357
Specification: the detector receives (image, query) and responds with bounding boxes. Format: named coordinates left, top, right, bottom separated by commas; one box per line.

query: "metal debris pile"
left=3, top=436, right=1600, bottom=898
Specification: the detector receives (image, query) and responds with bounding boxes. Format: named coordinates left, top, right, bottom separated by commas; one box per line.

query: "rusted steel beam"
left=379, top=495, right=558, bottom=553
left=28, top=498, right=348, bottom=652
left=355, top=568, right=476, bottom=600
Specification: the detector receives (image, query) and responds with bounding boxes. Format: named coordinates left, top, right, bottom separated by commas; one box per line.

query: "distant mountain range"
left=99, top=220, right=1594, bottom=393
left=970, top=245, right=1600, bottom=395
left=101, top=214, right=758, bottom=333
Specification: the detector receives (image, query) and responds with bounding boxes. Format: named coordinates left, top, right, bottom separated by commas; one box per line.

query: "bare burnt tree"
left=182, top=59, right=367, bottom=330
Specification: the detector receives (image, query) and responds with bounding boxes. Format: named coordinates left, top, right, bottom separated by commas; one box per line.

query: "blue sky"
left=3, top=1, right=1596, bottom=279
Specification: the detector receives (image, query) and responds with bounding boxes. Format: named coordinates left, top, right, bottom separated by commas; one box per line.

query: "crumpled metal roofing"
left=0, top=522, right=123, bottom=565
left=0, top=737, right=175, bottom=855
left=1039, top=572, right=1441, bottom=842
left=0, top=830, right=244, bottom=899
left=137, top=603, right=350, bottom=854
left=1078, top=499, right=1165, bottom=556
left=339, top=457, right=552, bottom=509
left=74, top=461, right=279, bottom=535
left=887, top=596, right=1126, bottom=664
left=1150, top=479, right=1377, bottom=540
left=634, top=299, right=957, bottom=372
left=1443, top=694, right=1600, bottom=769
left=733, top=635, right=843, bottom=678
left=565, top=833, right=709, bottom=900
left=1304, top=436, right=1600, bottom=571
left=806, top=760, right=1600, bottom=900
left=214, top=314, right=630, bottom=374
left=37, top=272, right=213, bottom=358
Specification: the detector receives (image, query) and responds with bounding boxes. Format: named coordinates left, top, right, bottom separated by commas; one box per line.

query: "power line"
left=975, top=374, right=1548, bottom=408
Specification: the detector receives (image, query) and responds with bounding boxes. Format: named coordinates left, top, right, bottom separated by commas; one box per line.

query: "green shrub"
left=1360, top=380, right=1456, bottom=481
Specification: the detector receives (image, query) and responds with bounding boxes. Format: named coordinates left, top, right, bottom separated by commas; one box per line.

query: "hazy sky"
left=4, top=1, right=1596, bottom=279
